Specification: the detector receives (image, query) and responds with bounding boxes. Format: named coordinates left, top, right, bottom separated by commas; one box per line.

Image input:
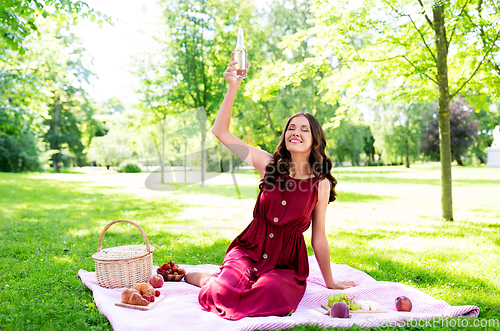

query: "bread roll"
left=132, top=283, right=155, bottom=297
left=121, top=288, right=149, bottom=306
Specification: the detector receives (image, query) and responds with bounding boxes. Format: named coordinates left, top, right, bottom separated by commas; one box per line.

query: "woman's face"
left=284, top=115, right=313, bottom=154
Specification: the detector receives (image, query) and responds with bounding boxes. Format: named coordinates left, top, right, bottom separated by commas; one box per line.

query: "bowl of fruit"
left=157, top=261, right=185, bottom=281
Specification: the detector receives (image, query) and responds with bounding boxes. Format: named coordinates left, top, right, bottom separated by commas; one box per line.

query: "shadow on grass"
left=336, top=191, right=397, bottom=203
left=155, top=183, right=396, bottom=203
left=336, top=175, right=499, bottom=186
left=172, top=183, right=259, bottom=200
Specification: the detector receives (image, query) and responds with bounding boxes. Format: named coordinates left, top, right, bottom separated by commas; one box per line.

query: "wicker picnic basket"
left=92, top=219, right=155, bottom=289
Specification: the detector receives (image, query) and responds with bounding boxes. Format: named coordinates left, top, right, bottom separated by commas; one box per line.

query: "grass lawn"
left=0, top=164, right=499, bottom=330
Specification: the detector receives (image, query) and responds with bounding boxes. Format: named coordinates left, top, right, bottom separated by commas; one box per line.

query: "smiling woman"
left=260, top=112, right=338, bottom=203
left=185, top=52, right=357, bottom=320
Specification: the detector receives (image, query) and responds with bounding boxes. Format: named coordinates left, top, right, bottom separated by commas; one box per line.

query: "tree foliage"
left=421, top=97, right=479, bottom=165
left=371, top=102, right=432, bottom=166
left=88, top=130, right=132, bottom=169
left=0, top=0, right=101, bottom=54
left=1, top=16, right=103, bottom=172
left=326, top=121, right=372, bottom=165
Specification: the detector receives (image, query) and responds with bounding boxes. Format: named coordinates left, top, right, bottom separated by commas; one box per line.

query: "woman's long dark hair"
left=259, top=112, right=338, bottom=202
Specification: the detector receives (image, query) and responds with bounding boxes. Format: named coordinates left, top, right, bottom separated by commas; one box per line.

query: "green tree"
left=34, top=25, right=95, bottom=171
left=135, top=0, right=259, bottom=185
left=87, top=131, right=132, bottom=169
left=360, top=124, right=375, bottom=163
left=251, top=0, right=500, bottom=220
left=244, top=0, right=338, bottom=153
left=0, top=59, right=43, bottom=171
left=370, top=102, right=431, bottom=167
left=0, top=0, right=99, bottom=54
left=421, top=97, right=479, bottom=165
left=326, top=121, right=368, bottom=166
left=1, top=5, right=103, bottom=172
left=467, top=94, right=500, bottom=164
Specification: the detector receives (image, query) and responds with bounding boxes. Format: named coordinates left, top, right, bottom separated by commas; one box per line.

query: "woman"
left=185, top=53, right=357, bottom=320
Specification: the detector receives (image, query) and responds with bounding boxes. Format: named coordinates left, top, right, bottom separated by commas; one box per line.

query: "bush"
left=0, top=132, right=40, bottom=172
left=366, top=161, right=383, bottom=167
left=119, top=161, right=142, bottom=173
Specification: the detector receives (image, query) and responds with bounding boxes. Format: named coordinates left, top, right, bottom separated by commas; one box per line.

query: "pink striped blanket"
left=78, top=256, right=479, bottom=330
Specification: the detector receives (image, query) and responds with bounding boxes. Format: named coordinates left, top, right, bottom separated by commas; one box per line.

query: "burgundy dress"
left=198, top=176, right=320, bottom=320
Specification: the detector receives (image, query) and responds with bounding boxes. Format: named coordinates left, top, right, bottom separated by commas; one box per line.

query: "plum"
left=149, top=274, right=164, bottom=288
left=395, top=296, right=412, bottom=311
left=330, top=302, right=350, bottom=318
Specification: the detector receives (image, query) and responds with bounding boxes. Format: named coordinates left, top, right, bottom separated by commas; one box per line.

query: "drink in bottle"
left=234, top=28, right=247, bottom=78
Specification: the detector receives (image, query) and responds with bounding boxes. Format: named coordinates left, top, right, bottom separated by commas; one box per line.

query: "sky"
left=72, top=0, right=162, bottom=105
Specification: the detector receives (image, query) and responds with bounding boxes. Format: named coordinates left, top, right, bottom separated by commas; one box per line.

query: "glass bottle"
left=234, top=28, right=247, bottom=79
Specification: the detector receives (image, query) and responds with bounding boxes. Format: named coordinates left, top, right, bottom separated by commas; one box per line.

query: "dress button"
left=281, top=200, right=287, bottom=206
left=269, top=233, right=274, bottom=239
left=288, top=182, right=294, bottom=188
left=273, top=217, right=278, bottom=223
left=263, top=254, right=268, bottom=259
left=253, top=267, right=258, bottom=272
left=246, top=268, right=251, bottom=274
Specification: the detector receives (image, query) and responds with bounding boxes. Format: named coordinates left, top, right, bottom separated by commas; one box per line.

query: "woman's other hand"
left=329, top=281, right=357, bottom=290
left=224, top=51, right=250, bottom=89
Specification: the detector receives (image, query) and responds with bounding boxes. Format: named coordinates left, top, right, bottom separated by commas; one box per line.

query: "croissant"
left=132, top=283, right=155, bottom=297
left=121, top=288, right=149, bottom=306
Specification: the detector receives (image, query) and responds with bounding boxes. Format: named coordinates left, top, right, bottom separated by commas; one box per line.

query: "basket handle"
left=97, top=219, right=153, bottom=253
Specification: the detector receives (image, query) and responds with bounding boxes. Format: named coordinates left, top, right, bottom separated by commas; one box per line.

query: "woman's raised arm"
left=212, top=52, right=273, bottom=179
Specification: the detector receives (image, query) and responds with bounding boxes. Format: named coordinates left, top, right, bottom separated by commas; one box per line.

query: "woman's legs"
left=197, top=260, right=306, bottom=320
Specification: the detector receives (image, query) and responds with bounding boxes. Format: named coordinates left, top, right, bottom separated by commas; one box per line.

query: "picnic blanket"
left=78, top=256, right=480, bottom=330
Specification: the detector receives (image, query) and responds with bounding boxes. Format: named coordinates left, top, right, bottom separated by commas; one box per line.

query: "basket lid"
left=92, top=244, right=155, bottom=262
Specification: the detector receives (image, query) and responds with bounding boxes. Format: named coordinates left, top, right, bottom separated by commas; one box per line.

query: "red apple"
left=330, top=302, right=350, bottom=318
left=149, top=274, right=164, bottom=288
left=395, top=296, right=412, bottom=311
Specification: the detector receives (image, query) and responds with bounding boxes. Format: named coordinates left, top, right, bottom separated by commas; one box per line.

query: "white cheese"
left=357, top=300, right=380, bottom=311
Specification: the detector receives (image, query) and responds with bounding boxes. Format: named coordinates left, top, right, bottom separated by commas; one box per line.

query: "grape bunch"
left=327, top=293, right=361, bottom=311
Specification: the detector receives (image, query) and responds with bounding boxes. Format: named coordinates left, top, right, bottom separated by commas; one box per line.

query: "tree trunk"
left=53, top=96, right=61, bottom=173
left=263, top=102, right=279, bottom=139
left=405, top=138, right=410, bottom=168
left=161, top=117, right=165, bottom=184
left=218, top=143, right=223, bottom=173
left=198, top=107, right=207, bottom=187
left=433, top=4, right=453, bottom=221
left=183, top=117, right=187, bottom=182
left=201, top=130, right=206, bottom=186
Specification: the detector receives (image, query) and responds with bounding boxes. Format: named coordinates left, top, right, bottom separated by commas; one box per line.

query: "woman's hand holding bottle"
left=224, top=51, right=250, bottom=90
